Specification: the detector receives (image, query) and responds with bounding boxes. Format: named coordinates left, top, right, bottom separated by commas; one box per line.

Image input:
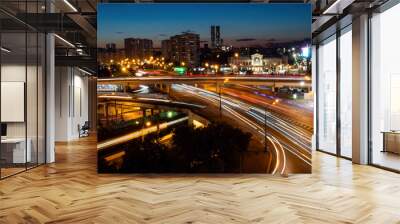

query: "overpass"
left=97, top=76, right=312, bottom=88
left=98, top=94, right=207, bottom=110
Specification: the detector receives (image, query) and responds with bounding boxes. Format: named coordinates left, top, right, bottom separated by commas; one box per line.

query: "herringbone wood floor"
left=1, top=136, right=400, bottom=224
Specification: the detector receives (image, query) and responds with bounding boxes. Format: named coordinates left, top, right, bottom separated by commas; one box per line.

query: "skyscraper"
left=124, top=38, right=153, bottom=60
left=161, top=39, right=172, bottom=61
left=211, top=25, right=216, bottom=49
left=210, top=25, right=221, bottom=49
left=170, top=32, right=200, bottom=66
left=215, top=26, right=220, bottom=47
left=105, top=43, right=116, bottom=53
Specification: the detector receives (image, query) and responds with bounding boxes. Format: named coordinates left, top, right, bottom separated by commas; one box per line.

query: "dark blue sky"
left=98, top=4, right=311, bottom=48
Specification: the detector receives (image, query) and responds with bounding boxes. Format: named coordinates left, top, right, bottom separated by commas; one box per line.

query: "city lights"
left=301, top=46, right=310, bottom=58
left=96, top=4, right=313, bottom=176
left=167, top=111, right=173, bottom=118
left=174, top=67, right=186, bottom=75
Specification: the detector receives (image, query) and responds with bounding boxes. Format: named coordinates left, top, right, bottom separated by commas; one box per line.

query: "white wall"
left=55, top=67, right=89, bottom=141
left=1, top=64, right=26, bottom=138
left=1, top=64, right=42, bottom=137
left=1, top=63, right=46, bottom=164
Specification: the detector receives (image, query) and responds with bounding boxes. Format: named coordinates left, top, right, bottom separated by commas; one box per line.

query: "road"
left=97, top=116, right=188, bottom=150
left=216, top=85, right=313, bottom=130
left=97, top=75, right=311, bottom=88
left=97, top=82, right=312, bottom=173
left=170, top=84, right=312, bottom=173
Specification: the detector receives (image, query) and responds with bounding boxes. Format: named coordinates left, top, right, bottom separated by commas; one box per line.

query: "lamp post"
left=264, top=106, right=268, bottom=153
left=264, top=100, right=278, bottom=153
left=219, top=78, right=229, bottom=119
left=219, top=83, right=222, bottom=119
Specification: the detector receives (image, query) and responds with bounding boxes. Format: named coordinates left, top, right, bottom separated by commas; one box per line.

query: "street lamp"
left=264, top=106, right=268, bottom=153
left=219, top=84, right=222, bottom=119
left=219, top=78, right=229, bottom=119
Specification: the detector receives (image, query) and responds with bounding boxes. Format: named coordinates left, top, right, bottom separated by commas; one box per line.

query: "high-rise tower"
left=210, top=25, right=221, bottom=49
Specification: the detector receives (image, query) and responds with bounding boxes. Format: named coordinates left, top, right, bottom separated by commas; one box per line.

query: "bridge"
left=97, top=76, right=312, bottom=88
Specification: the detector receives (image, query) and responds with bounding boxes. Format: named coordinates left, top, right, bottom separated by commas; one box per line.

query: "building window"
left=317, top=35, right=337, bottom=155
left=370, top=3, right=400, bottom=171
left=339, top=26, right=352, bottom=158
left=0, top=2, right=46, bottom=179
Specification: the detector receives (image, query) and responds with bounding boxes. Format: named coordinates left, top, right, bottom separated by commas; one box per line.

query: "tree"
left=171, top=122, right=251, bottom=172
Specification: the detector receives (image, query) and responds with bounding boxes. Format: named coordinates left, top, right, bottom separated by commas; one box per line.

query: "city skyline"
left=98, top=4, right=311, bottom=48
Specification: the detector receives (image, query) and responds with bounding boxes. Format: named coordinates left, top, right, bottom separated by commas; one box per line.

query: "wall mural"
left=97, top=3, right=312, bottom=174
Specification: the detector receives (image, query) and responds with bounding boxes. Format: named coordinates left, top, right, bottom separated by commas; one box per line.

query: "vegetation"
left=98, top=122, right=252, bottom=173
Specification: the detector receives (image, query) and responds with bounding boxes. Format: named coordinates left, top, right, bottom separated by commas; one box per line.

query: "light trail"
left=223, top=105, right=283, bottom=174
left=97, top=117, right=188, bottom=150
left=175, top=84, right=312, bottom=152
left=173, top=84, right=285, bottom=174
left=172, top=84, right=312, bottom=171
left=136, top=97, right=206, bottom=109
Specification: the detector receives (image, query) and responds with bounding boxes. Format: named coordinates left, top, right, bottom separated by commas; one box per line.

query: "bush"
left=98, top=122, right=252, bottom=173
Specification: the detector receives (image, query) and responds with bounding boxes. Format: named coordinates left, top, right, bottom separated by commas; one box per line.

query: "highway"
left=97, top=81, right=312, bottom=173
left=218, top=85, right=313, bottom=130
left=170, top=84, right=312, bottom=173
left=97, top=75, right=311, bottom=88
left=97, top=116, right=188, bottom=150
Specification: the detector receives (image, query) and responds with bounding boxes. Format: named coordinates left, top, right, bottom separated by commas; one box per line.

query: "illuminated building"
left=228, top=53, right=283, bottom=74
left=124, top=38, right=153, bottom=60
left=161, top=39, right=172, bottom=61
left=211, top=25, right=222, bottom=49
left=106, top=43, right=116, bottom=53
left=169, top=32, right=200, bottom=67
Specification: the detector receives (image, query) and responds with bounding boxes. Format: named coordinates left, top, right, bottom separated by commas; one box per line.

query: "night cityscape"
left=97, top=4, right=313, bottom=173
